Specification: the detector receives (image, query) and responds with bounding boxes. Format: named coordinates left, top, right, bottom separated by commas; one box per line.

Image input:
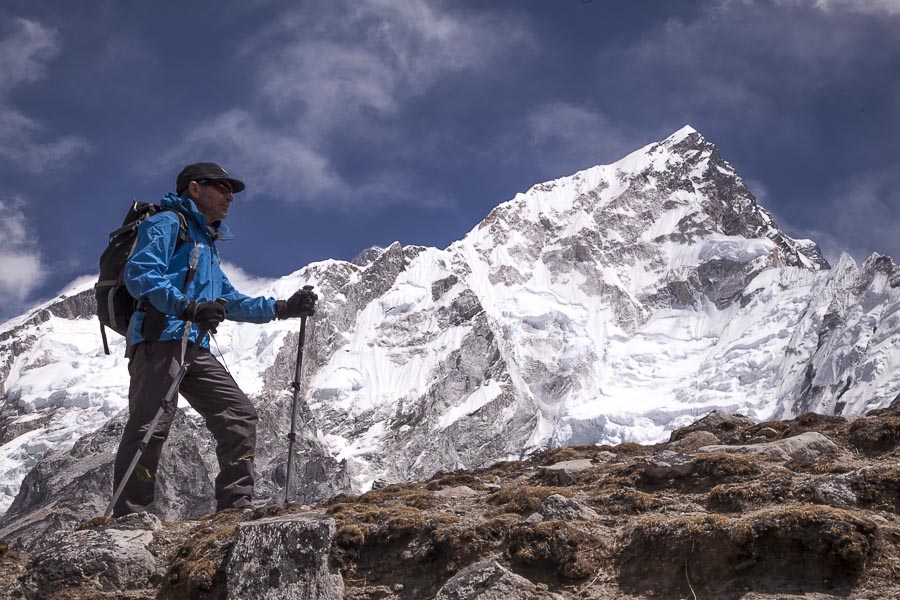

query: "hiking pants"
left=111, top=340, right=258, bottom=517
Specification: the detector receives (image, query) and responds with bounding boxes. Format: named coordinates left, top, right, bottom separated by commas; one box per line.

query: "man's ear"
left=185, top=180, right=201, bottom=199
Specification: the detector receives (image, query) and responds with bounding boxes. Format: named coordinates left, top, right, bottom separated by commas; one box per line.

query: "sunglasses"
left=200, top=179, right=233, bottom=194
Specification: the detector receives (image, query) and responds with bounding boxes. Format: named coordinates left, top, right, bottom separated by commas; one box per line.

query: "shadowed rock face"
left=1, top=408, right=898, bottom=600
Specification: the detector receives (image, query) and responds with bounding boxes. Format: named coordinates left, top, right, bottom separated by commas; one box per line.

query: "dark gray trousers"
left=111, top=340, right=258, bottom=517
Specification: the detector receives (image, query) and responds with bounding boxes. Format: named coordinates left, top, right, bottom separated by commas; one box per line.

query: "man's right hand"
left=181, top=300, right=227, bottom=331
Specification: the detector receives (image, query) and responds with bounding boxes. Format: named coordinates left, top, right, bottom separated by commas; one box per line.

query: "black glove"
left=276, top=285, right=318, bottom=319
left=180, top=300, right=227, bottom=332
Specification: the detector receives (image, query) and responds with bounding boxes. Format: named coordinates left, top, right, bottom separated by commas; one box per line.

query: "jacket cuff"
left=274, top=300, right=287, bottom=320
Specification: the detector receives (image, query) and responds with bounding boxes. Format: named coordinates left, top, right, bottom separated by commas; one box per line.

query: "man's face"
left=192, top=180, right=234, bottom=223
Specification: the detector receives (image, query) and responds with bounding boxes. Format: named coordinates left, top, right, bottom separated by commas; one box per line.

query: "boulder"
left=668, top=431, right=720, bottom=451
left=669, top=410, right=756, bottom=444
left=21, top=513, right=161, bottom=596
left=812, top=478, right=857, bottom=509
left=777, top=432, right=839, bottom=465
left=537, top=494, right=599, bottom=521
left=642, top=451, right=696, bottom=480
left=434, top=559, right=563, bottom=600
left=226, top=512, right=343, bottom=600
left=539, top=459, right=593, bottom=485
left=698, top=432, right=838, bottom=465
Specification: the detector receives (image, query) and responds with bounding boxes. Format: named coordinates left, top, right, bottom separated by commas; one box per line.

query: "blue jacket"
left=124, top=193, right=277, bottom=348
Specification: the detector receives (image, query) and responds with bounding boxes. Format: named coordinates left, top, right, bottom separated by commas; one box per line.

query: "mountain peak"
left=665, top=123, right=700, bottom=144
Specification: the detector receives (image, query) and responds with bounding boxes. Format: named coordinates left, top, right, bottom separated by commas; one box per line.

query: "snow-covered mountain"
left=2, top=125, right=899, bottom=538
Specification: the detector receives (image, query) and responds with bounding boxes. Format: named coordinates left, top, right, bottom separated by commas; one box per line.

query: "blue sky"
left=0, top=0, right=898, bottom=322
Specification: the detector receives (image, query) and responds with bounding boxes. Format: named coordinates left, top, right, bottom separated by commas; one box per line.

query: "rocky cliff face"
left=1, top=126, right=900, bottom=550
left=2, top=407, right=899, bottom=599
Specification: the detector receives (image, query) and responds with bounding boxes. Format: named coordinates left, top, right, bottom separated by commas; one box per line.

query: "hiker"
left=110, top=162, right=317, bottom=517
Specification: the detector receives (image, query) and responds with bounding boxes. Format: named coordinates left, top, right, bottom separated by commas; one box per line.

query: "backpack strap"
left=163, top=208, right=189, bottom=247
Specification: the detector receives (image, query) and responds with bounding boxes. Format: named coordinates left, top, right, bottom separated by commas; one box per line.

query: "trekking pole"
left=105, top=298, right=226, bottom=518
left=284, top=288, right=313, bottom=504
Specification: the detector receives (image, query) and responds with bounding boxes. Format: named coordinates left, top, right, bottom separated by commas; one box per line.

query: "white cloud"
left=825, top=169, right=900, bottom=262
left=165, top=110, right=347, bottom=200
left=173, top=1, right=531, bottom=205
left=257, top=0, right=528, bottom=136
left=777, top=168, right=900, bottom=264
left=0, top=18, right=58, bottom=93
left=522, top=103, right=637, bottom=174
left=220, top=260, right=277, bottom=295
left=0, top=19, right=90, bottom=172
left=780, top=0, right=900, bottom=15
left=0, top=199, right=47, bottom=308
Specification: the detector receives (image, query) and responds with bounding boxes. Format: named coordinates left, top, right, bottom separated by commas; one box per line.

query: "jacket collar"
left=161, top=193, right=235, bottom=241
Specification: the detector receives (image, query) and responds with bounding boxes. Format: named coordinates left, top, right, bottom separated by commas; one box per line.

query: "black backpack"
left=95, top=200, right=187, bottom=355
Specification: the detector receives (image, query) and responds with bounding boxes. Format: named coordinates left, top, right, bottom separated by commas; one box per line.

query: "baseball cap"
left=176, top=162, right=246, bottom=195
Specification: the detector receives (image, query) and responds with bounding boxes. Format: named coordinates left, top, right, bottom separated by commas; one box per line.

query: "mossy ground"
left=8, top=407, right=900, bottom=599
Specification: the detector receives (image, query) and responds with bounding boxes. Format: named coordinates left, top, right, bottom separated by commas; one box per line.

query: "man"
left=111, top=162, right=316, bottom=517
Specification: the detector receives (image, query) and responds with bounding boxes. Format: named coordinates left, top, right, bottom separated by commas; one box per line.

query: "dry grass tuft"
left=507, top=520, right=606, bottom=580
left=619, top=504, right=878, bottom=597
left=485, top=485, right=575, bottom=516
left=161, top=511, right=248, bottom=599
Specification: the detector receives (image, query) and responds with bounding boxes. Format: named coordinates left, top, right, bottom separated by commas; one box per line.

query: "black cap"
left=176, top=162, right=246, bottom=195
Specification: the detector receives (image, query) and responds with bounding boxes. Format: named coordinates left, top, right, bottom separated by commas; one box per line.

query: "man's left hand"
left=276, top=285, right=318, bottom=319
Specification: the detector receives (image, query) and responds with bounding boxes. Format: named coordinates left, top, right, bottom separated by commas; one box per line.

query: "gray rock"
left=698, top=431, right=839, bottom=465
left=226, top=512, right=344, bottom=600
left=642, top=451, right=696, bottom=480
left=20, top=516, right=158, bottom=596
left=524, top=512, right=544, bottom=524
left=434, top=559, right=563, bottom=600
left=668, top=430, right=720, bottom=451
left=777, top=431, right=839, bottom=465
left=812, top=478, right=857, bottom=509
left=539, top=459, right=593, bottom=485
left=756, top=427, right=780, bottom=440
left=538, top=494, right=599, bottom=521
left=435, top=485, right=481, bottom=498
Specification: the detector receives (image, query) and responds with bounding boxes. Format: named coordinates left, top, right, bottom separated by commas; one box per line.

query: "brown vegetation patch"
left=619, top=505, right=877, bottom=598
left=589, top=488, right=655, bottom=514
left=507, top=520, right=606, bottom=580
left=783, top=412, right=850, bottom=443
left=328, top=504, right=489, bottom=598
left=160, top=511, right=248, bottom=600
left=612, top=442, right=648, bottom=456
left=707, top=476, right=791, bottom=513
left=426, top=470, right=485, bottom=491
left=485, top=485, right=575, bottom=516
left=849, top=414, right=900, bottom=455
left=75, top=516, right=112, bottom=531
left=531, top=446, right=579, bottom=465
left=742, top=420, right=791, bottom=439
left=850, top=466, right=900, bottom=513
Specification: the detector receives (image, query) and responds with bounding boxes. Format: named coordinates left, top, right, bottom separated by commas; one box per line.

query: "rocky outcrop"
left=21, top=513, right=161, bottom=597
left=227, top=513, right=343, bottom=600
left=1, top=408, right=900, bottom=599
